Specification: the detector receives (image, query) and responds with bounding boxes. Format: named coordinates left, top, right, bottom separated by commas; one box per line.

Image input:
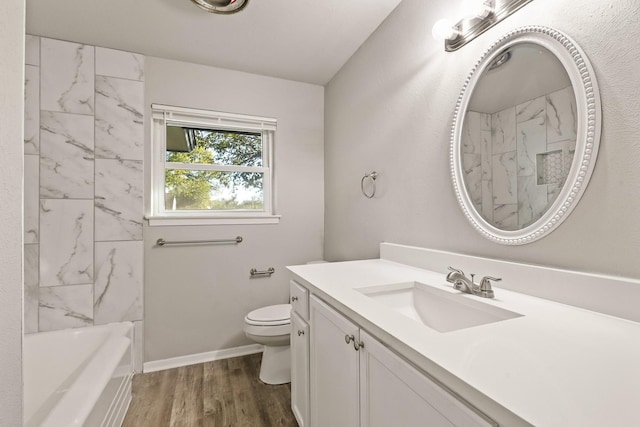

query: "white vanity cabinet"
left=290, top=280, right=309, bottom=319
left=295, top=283, right=495, bottom=427
left=290, top=280, right=310, bottom=427
left=310, top=295, right=361, bottom=427
left=291, top=311, right=309, bottom=426
left=359, top=330, right=495, bottom=427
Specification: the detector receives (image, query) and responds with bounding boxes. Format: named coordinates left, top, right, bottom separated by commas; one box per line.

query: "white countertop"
left=288, top=259, right=640, bottom=427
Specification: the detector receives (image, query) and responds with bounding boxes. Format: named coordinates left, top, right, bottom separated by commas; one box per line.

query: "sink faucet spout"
left=446, top=266, right=499, bottom=299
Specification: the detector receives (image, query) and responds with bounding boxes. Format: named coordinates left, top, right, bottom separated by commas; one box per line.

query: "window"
left=149, top=104, right=278, bottom=225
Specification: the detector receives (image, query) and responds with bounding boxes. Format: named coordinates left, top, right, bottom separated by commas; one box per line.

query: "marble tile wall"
left=95, top=159, right=144, bottom=241
left=546, top=86, right=577, bottom=144
left=39, top=199, right=94, bottom=287
left=40, top=38, right=95, bottom=115
left=515, top=109, right=547, bottom=229
left=23, top=245, right=39, bottom=333
left=462, top=86, right=576, bottom=231
left=94, top=241, right=144, bottom=324
left=23, top=35, right=145, bottom=333
left=40, top=112, right=95, bottom=198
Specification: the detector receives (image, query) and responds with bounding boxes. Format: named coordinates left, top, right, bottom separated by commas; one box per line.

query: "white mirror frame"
left=450, top=26, right=601, bottom=245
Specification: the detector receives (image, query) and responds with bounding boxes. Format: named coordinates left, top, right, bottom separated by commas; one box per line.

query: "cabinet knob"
left=344, top=334, right=363, bottom=350
left=291, top=296, right=298, bottom=302
left=298, top=330, right=305, bottom=336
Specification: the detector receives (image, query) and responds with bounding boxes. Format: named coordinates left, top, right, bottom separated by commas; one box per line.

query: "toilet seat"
left=245, top=304, right=291, bottom=326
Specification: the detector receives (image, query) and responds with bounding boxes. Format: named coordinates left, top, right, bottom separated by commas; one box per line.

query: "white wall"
left=0, top=0, right=24, bottom=424
left=325, top=0, right=640, bottom=287
left=144, top=57, right=324, bottom=362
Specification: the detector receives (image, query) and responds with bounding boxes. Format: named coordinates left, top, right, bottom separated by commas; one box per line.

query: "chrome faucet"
left=446, top=267, right=501, bottom=299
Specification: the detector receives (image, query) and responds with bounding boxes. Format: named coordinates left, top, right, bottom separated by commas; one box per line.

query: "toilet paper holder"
left=250, top=267, right=275, bottom=277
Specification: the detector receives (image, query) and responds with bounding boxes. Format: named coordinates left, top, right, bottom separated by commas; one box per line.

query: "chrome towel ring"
left=361, top=171, right=378, bottom=199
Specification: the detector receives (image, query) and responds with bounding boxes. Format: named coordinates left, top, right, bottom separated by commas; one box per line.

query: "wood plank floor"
left=123, top=353, right=298, bottom=427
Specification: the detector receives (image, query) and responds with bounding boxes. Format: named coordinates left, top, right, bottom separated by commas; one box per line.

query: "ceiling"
left=468, top=43, right=571, bottom=114
left=26, top=0, right=403, bottom=85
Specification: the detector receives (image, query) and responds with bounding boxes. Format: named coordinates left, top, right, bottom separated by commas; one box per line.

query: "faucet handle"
left=446, top=266, right=465, bottom=285
left=478, top=276, right=501, bottom=298
left=480, top=276, right=502, bottom=286
left=447, top=266, right=464, bottom=275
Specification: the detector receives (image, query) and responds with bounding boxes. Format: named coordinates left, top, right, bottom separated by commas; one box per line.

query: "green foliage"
left=165, top=129, right=264, bottom=210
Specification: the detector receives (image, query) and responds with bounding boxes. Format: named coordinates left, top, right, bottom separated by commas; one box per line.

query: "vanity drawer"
left=290, top=280, right=309, bottom=320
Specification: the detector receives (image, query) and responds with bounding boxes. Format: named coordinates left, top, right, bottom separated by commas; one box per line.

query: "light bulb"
left=432, top=19, right=459, bottom=41
left=460, top=0, right=494, bottom=19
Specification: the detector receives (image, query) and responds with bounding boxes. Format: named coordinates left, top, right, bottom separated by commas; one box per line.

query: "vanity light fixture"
left=431, top=19, right=461, bottom=41
left=433, top=0, right=533, bottom=51
left=460, top=0, right=495, bottom=19
left=190, top=0, right=248, bottom=14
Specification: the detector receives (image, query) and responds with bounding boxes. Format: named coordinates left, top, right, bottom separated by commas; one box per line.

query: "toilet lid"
left=246, top=304, right=291, bottom=326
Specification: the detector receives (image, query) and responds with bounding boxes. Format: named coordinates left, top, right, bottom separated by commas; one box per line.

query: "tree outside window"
left=165, top=129, right=265, bottom=210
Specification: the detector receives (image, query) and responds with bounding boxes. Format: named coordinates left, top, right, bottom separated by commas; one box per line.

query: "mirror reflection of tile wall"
left=462, top=86, right=576, bottom=230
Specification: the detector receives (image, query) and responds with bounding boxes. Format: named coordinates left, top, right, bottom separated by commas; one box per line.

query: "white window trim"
left=147, top=104, right=280, bottom=226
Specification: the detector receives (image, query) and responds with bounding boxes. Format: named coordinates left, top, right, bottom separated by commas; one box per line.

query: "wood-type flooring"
left=123, top=353, right=298, bottom=427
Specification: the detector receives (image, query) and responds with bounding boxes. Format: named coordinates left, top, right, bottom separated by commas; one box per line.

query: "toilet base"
left=259, top=345, right=291, bottom=385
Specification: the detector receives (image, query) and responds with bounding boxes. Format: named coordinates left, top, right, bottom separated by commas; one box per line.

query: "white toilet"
left=244, top=303, right=292, bottom=385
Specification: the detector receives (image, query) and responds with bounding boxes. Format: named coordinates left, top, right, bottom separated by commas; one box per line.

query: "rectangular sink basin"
left=357, top=281, right=523, bottom=332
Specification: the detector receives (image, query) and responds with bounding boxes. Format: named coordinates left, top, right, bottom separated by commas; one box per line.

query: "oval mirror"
left=450, top=26, right=601, bottom=245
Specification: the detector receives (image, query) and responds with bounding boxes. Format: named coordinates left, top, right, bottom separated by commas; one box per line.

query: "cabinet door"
left=310, top=295, right=360, bottom=427
left=359, top=330, right=496, bottom=427
left=291, top=311, right=309, bottom=427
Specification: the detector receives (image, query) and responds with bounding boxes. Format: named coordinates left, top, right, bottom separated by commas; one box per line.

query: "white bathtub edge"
left=143, top=343, right=264, bottom=373
left=41, top=335, right=130, bottom=427
left=104, top=371, right=133, bottom=427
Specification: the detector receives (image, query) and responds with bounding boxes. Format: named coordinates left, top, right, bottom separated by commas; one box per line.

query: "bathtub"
left=23, top=322, right=134, bottom=427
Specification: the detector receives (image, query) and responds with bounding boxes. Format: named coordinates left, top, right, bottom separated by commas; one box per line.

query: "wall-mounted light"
left=431, top=19, right=461, bottom=41
left=432, top=0, right=533, bottom=51
left=460, top=0, right=495, bottom=19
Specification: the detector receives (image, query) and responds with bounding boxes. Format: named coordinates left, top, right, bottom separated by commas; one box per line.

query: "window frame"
left=148, top=104, right=279, bottom=226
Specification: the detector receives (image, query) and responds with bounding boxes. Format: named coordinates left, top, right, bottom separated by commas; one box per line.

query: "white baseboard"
left=143, top=344, right=264, bottom=373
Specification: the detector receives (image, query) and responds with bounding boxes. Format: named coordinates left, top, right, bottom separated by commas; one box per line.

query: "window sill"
left=146, top=214, right=281, bottom=226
